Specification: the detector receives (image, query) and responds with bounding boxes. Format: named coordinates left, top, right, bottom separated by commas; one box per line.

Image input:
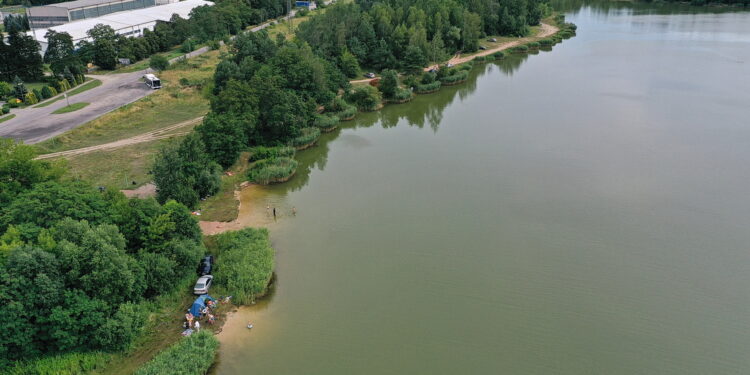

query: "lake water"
left=213, top=3, right=750, bottom=374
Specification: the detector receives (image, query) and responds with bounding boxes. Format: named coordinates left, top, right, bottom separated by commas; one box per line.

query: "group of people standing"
left=184, top=299, right=217, bottom=332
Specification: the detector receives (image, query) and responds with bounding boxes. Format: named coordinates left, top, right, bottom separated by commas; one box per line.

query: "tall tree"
left=44, top=31, right=81, bottom=76
left=8, top=32, right=44, bottom=80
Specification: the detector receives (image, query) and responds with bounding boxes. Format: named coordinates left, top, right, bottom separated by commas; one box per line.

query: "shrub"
left=7, top=352, right=110, bottom=375
left=134, top=331, right=219, bottom=375
left=150, top=55, right=169, bottom=72
left=58, top=79, right=71, bottom=92
left=511, top=45, right=529, bottom=53
left=560, top=30, right=574, bottom=39
left=290, top=127, right=320, bottom=148
left=344, top=85, right=381, bottom=111
left=441, top=71, right=469, bottom=85
left=527, top=42, right=540, bottom=49
left=49, top=86, right=58, bottom=96
left=247, top=157, right=298, bottom=185
left=40, top=86, right=53, bottom=99
left=208, top=40, right=221, bottom=50
left=211, top=228, right=275, bottom=304
left=458, top=62, right=473, bottom=71
left=390, top=87, right=412, bottom=102
left=180, top=39, right=195, bottom=53
left=2, top=105, right=10, bottom=114
left=539, top=39, right=554, bottom=47
left=493, top=51, right=506, bottom=59
left=420, top=72, right=436, bottom=84
left=23, top=92, right=38, bottom=105
left=473, top=55, right=487, bottom=62
left=8, top=99, right=20, bottom=108
left=335, top=105, right=357, bottom=121
left=32, top=89, right=43, bottom=102
left=248, top=146, right=295, bottom=162
left=314, top=114, right=339, bottom=131
left=414, top=81, right=441, bottom=93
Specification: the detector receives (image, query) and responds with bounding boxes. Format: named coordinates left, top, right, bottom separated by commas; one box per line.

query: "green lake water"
left=214, top=3, right=750, bottom=373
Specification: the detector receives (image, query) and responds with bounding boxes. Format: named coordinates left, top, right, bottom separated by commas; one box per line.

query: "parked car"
left=364, top=72, right=376, bottom=78
left=479, top=45, right=487, bottom=50
left=198, top=255, right=214, bottom=276
left=445, top=63, right=454, bottom=68
left=487, top=38, right=498, bottom=42
left=194, top=275, right=213, bottom=295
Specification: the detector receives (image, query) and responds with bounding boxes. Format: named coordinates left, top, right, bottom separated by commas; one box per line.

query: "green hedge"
left=493, top=51, right=506, bottom=59
left=539, top=39, right=554, bottom=47
left=248, top=146, right=295, bottom=162
left=212, top=228, right=275, bottom=305
left=335, top=105, right=357, bottom=120
left=291, top=127, right=320, bottom=148
left=527, top=41, right=540, bottom=49
left=511, top=45, right=529, bottom=53
left=135, top=331, right=219, bottom=375
left=390, top=87, right=413, bottom=102
left=8, top=352, right=110, bottom=375
left=415, top=81, right=442, bottom=93
left=247, top=157, right=298, bottom=184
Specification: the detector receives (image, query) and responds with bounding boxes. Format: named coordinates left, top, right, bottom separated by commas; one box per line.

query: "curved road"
left=0, top=71, right=155, bottom=144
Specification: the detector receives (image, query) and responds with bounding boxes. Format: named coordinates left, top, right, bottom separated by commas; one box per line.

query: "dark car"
left=364, top=72, right=376, bottom=79
left=198, top=255, right=214, bottom=276
left=479, top=45, right=487, bottom=50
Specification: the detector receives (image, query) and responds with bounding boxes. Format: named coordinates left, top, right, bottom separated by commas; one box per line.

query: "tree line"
left=0, top=139, right=206, bottom=370
left=296, top=0, right=548, bottom=76
left=0, top=0, right=288, bottom=79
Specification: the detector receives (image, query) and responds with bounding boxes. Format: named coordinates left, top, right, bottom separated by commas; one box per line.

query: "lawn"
left=35, top=79, right=103, bottom=108
left=52, top=102, right=90, bottom=113
left=62, top=136, right=185, bottom=189
left=35, top=49, right=222, bottom=154
left=0, top=114, right=16, bottom=123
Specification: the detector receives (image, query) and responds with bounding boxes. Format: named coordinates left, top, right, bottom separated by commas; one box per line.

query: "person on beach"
left=292, top=206, right=296, bottom=215
left=208, top=314, right=216, bottom=325
left=194, top=321, right=201, bottom=332
left=273, top=207, right=276, bottom=217
left=186, top=312, right=194, bottom=328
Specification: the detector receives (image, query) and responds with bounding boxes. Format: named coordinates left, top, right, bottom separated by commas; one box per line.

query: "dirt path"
left=36, top=116, right=204, bottom=160
left=444, top=22, right=558, bottom=67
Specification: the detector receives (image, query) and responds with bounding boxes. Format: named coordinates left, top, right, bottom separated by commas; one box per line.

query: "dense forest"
left=297, top=0, right=548, bottom=74
left=0, top=139, right=206, bottom=370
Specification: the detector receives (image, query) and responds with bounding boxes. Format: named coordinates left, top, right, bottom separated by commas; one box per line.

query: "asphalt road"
left=0, top=71, right=155, bottom=144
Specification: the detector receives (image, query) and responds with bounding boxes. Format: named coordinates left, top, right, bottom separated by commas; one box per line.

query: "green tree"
left=345, top=84, right=381, bottom=111
left=152, top=135, right=222, bottom=209
left=339, top=49, right=360, bottom=78
left=402, top=44, right=427, bottom=73
left=88, top=24, right=118, bottom=70
left=378, top=69, right=399, bottom=98
left=149, top=54, right=169, bottom=71
left=8, top=32, right=43, bottom=80
left=44, top=31, right=81, bottom=76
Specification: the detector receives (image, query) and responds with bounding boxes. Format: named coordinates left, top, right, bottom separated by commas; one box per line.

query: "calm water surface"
left=214, top=3, right=750, bottom=374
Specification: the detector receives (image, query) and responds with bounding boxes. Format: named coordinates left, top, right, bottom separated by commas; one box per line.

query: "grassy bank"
left=35, top=49, right=221, bottom=155
left=52, top=102, right=90, bottom=114
left=134, top=331, right=219, bottom=375
left=198, top=152, right=251, bottom=222
left=0, top=114, right=16, bottom=123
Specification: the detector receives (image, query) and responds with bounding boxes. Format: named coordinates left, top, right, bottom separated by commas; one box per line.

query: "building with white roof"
left=28, top=0, right=212, bottom=53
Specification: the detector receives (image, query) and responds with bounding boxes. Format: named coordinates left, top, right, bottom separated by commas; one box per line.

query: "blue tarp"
left=189, top=295, right=216, bottom=317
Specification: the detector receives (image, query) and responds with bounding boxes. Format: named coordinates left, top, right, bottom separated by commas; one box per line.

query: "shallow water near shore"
left=214, top=2, right=750, bottom=374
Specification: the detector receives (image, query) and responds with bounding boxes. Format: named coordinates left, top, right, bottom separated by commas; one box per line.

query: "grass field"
left=0, top=114, right=16, bottom=123
left=52, top=102, right=90, bottom=113
left=36, top=49, right=221, bottom=154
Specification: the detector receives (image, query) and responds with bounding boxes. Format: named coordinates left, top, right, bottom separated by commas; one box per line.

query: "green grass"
left=134, top=331, right=219, bottom=375
left=248, top=146, right=296, bottom=162
left=0, top=114, right=16, bottom=123
left=210, top=228, right=275, bottom=304
left=198, top=152, right=251, bottom=222
left=290, top=127, right=320, bottom=148
left=34, top=79, right=102, bottom=108
left=52, top=102, right=90, bottom=114
left=7, top=352, right=111, bottom=375
left=98, top=48, right=186, bottom=74
left=35, top=49, right=222, bottom=155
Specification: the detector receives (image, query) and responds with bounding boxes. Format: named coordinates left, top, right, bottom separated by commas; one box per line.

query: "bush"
left=49, top=86, right=58, bottom=96
left=560, top=30, right=574, bottom=39
left=335, top=105, right=357, bottom=121
left=441, top=71, right=469, bottom=85
left=344, top=85, right=381, bottom=111
left=296, top=8, right=310, bottom=17
left=180, top=39, right=195, bottom=54
left=2, top=105, right=10, bottom=114
left=493, top=51, right=506, bottom=59
left=32, top=89, right=42, bottom=102
left=58, top=79, right=71, bottom=92
left=527, top=42, right=540, bottom=49
left=415, top=81, right=441, bottom=93
left=539, top=39, right=554, bottom=47
left=458, top=62, right=473, bottom=71
left=7, top=352, right=110, bottom=375
left=511, top=45, right=529, bottom=53
left=134, top=331, right=219, bottom=375
left=290, top=127, right=320, bottom=148
left=41, top=86, right=53, bottom=99
left=390, top=87, right=412, bottom=102
left=314, top=114, right=339, bottom=131
left=247, top=157, right=298, bottom=185
left=212, top=228, right=275, bottom=304
left=8, top=98, right=20, bottom=108
left=208, top=40, right=221, bottom=50
left=248, top=146, right=295, bottom=162
left=150, top=55, right=169, bottom=72
left=23, top=92, right=38, bottom=105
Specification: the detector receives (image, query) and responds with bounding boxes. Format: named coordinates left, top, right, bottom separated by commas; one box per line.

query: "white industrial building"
left=28, top=0, right=212, bottom=53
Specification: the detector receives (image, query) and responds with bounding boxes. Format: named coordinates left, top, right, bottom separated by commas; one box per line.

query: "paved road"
left=0, top=3, right=327, bottom=145
left=0, top=71, right=155, bottom=144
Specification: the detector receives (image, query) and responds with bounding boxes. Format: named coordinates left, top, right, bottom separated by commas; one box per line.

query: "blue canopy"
left=189, top=295, right=216, bottom=317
